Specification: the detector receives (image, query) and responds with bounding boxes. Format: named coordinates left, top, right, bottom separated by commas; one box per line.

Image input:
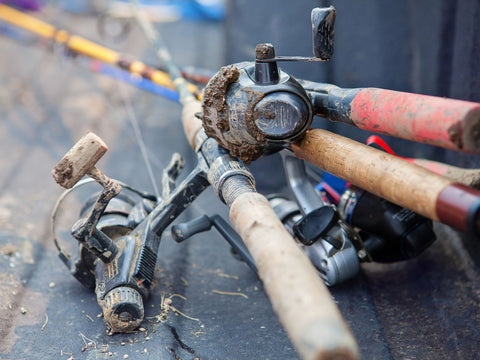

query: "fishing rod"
left=88, top=60, right=180, bottom=102
left=199, top=44, right=480, bottom=236
left=0, top=4, right=202, bottom=100
left=366, top=135, right=480, bottom=189
left=0, top=19, right=205, bottom=102
left=409, top=159, right=480, bottom=189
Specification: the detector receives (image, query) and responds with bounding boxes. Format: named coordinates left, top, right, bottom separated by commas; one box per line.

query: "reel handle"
left=52, top=131, right=109, bottom=189
left=52, top=132, right=121, bottom=262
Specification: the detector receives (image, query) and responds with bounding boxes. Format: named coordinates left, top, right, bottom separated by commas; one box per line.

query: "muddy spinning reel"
left=52, top=132, right=160, bottom=333
left=201, top=7, right=336, bottom=164
left=52, top=131, right=259, bottom=333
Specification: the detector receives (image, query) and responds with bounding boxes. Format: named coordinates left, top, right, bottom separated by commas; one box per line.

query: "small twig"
left=154, top=293, right=199, bottom=322
left=169, top=306, right=200, bottom=322
left=85, top=314, right=94, bottom=322
left=205, top=269, right=240, bottom=280
left=60, top=349, right=74, bottom=360
left=41, top=313, right=48, bottom=331
left=211, top=290, right=248, bottom=299
left=79, top=332, right=97, bottom=352
left=168, top=293, right=186, bottom=301
left=217, top=272, right=239, bottom=280
left=191, top=330, right=204, bottom=337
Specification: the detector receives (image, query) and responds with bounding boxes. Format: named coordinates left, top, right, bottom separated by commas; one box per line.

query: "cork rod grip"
left=410, top=158, right=480, bottom=189
left=230, top=193, right=359, bottom=360
left=181, top=99, right=203, bottom=148
left=183, top=101, right=359, bottom=359
left=293, top=129, right=480, bottom=235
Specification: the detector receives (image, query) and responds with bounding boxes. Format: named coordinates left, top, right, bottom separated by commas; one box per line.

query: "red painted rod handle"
left=312, top=86, right=480, bottom=153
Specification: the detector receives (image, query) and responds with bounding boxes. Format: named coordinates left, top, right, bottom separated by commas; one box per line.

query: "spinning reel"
left=52, top=132, right=258, bottom=333
left=52, top=133, right=159, bottom=333
left=201, top=7, right=336, bottom=164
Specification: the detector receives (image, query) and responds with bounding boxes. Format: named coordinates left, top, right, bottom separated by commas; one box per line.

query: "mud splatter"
left=51, top=157, right=74, bottom=186
left=1, top=239, right=35, bottom=265
left=447, top=123, right=463, bottom=150
left=201, top=65, right=239, bottom=143
left=201, top=66, right=268, bottom=164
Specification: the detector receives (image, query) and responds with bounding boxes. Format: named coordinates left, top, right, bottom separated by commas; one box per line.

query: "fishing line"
left=130, top=0, right=194, bottom=104
left=115, top=71, right=161, bottom=199
left=129, top=0, right=214, bottom=219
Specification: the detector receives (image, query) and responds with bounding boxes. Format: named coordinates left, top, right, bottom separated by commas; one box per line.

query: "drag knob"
left=101, top=286, right=144, bottom=333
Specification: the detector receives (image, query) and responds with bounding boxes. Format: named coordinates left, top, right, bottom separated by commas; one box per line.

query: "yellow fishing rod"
left=0, top=4, right=202, bottom=99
